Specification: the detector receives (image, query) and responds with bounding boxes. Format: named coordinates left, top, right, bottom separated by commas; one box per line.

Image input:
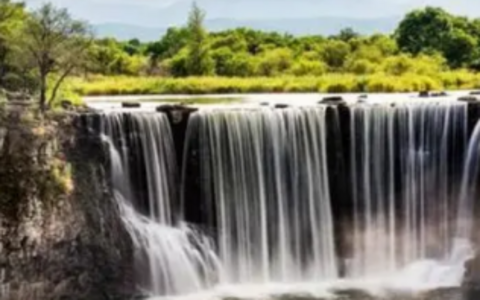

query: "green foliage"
left=88, top=39, right=146, bottom=75
left=212, top=47, right=254, bottom=77
left=72, top=71, right=480, bottom=96
left=256, top=48, right=293, bottom=76
left=396, top=6, right=480, bottom=68
left=5, top=1, right=480, bottom=100
left=0, top=0, right=24, bottom=39
left=320, top=40, right=351, bottom=70
left=334, top=27, right=360, bottom=42
left=185, top=2, right=215, bottom=76
left=16, top=3, right=92, bottom=110
left=289, top=59, right=327, bottom=76
left=146, top=27, right=189, bottom=60
left=0, top=0, right=25, bottom=89
left=164, top=48, right=189, bottom=77
left=47, top=75, right=83, bottom=107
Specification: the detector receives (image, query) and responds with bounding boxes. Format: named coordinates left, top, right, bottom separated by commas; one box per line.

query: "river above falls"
left=84, top=91, right=476, bottom=111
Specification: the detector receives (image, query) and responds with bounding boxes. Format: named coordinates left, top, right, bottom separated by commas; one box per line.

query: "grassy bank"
left=72, top=72, right=480, bottom=97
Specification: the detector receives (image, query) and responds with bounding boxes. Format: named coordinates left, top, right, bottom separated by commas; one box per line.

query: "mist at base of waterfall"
left=146, top=238, right=471, bottom=300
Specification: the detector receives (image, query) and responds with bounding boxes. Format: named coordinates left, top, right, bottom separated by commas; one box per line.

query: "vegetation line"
left=2, top=1, right=480, bottom=106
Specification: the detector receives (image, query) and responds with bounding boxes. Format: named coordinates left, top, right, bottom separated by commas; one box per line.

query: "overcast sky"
left=22, top=0, right=480, bottom=27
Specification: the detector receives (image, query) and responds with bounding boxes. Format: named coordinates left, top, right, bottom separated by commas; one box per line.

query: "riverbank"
left=72, top=72, right=480, bottom=97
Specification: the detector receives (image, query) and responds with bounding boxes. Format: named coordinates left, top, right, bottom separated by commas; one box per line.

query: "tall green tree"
left=17, top=3, right=92, bottom=110
left=396, top=7, right=454, bottom=55
left=185, top=2, right=214, bottom=76
left=396, top=7, right=477, bottom=67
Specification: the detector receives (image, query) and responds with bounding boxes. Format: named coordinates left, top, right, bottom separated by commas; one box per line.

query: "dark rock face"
left=319, top=96, right=345, bottom=104
left=0, top=109, right=134, bottom=300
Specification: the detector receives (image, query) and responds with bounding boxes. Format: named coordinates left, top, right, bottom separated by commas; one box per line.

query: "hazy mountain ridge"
left=95, top=16, right=401, bottom=41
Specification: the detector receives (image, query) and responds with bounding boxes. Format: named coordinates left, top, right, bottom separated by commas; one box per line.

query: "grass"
left=70, top=72, right=480, bottom=98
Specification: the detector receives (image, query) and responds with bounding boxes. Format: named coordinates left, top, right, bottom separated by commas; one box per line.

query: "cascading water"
left=457, top=120, right=480, bottom=240
left=101, top=112, right=219, bottom=296
left=349, top=102, right=468, bottom=277
left=184, top=107, right=337, bottom=284
left=95, top=99, right=479, bottom=298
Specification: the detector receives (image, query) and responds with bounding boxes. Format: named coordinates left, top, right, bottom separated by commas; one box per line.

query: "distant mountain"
left=94, top=16, right=401, bottom=42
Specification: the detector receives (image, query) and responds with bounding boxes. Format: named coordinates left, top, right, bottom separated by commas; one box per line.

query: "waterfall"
left=349, top=102, right=468, bottom=277
left=457, top=120, right=480, bottom=241
left=93, top=100, right=478, bottom=297
left=184, top=107, right=338, bottom=284
left=101, top=112, right=220, bottom=296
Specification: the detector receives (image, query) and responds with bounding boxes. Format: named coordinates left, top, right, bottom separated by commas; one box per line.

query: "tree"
left=321, top=40, right=351, bottom=70
left=256, top=48, right=293, bottom=76
left=17, top=3, right=92, bottom=110
left=443, top=29, right=477, bottom=68
left=335, top=27, right=360, bottom=42
left=395, top=7, right=477, bottom=67
left=147, top=27, right=189, bottom=60
left=123, top=38, right=143, bottom=56
left=0, top=0, right=25, bottom=87
left=0, top=0, right=24, bottom=38
left=396, top=7, right=454, bottom=55
left=212, top=47, right=254, bottom=76
left=185, top=2, right=214, bottom=76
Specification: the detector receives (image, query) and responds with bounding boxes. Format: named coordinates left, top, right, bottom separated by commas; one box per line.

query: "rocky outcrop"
left=0, top=107, right=134, bottom=300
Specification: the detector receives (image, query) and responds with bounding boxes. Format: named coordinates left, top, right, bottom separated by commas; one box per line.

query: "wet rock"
left=156, top=104, right=197, bottom=124
left=419, top=288, right=463, bottom=300
left=430, top=91, right=448, bottom=97
left=458, top=96, right=479, bottom=102
left=60, top=100, right=74, bottom=110
left=319, top=96, right=345, bottom=104
left=122, top=102, right=141, bottom=108
left=331, top=288, right=376, bottom=300
left=156, top=104, right=198, bottom=177
left=239, top=288, right=465, bottom=300
left=462, top=253, right=480, bottom=300
left=274, top=103, right=290, bottom=109
left=469, top=91, right=480, bottom=96
left=418, top=91, right=430, bottom=98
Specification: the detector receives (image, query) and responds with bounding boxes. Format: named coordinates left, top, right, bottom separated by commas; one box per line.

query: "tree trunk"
left=48, top=66, right=74, bottom=107
left=39, top=73, right=47, bottom=112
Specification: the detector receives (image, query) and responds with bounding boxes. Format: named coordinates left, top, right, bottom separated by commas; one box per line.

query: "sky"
left=22, top=0, right=480, bottom=27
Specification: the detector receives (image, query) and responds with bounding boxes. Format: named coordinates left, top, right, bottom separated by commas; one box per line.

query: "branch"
left=47, top=64, right=75, bottom=106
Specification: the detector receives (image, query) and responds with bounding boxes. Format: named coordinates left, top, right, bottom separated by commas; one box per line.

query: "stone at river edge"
left=0, top=107, right=135, bottom=300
